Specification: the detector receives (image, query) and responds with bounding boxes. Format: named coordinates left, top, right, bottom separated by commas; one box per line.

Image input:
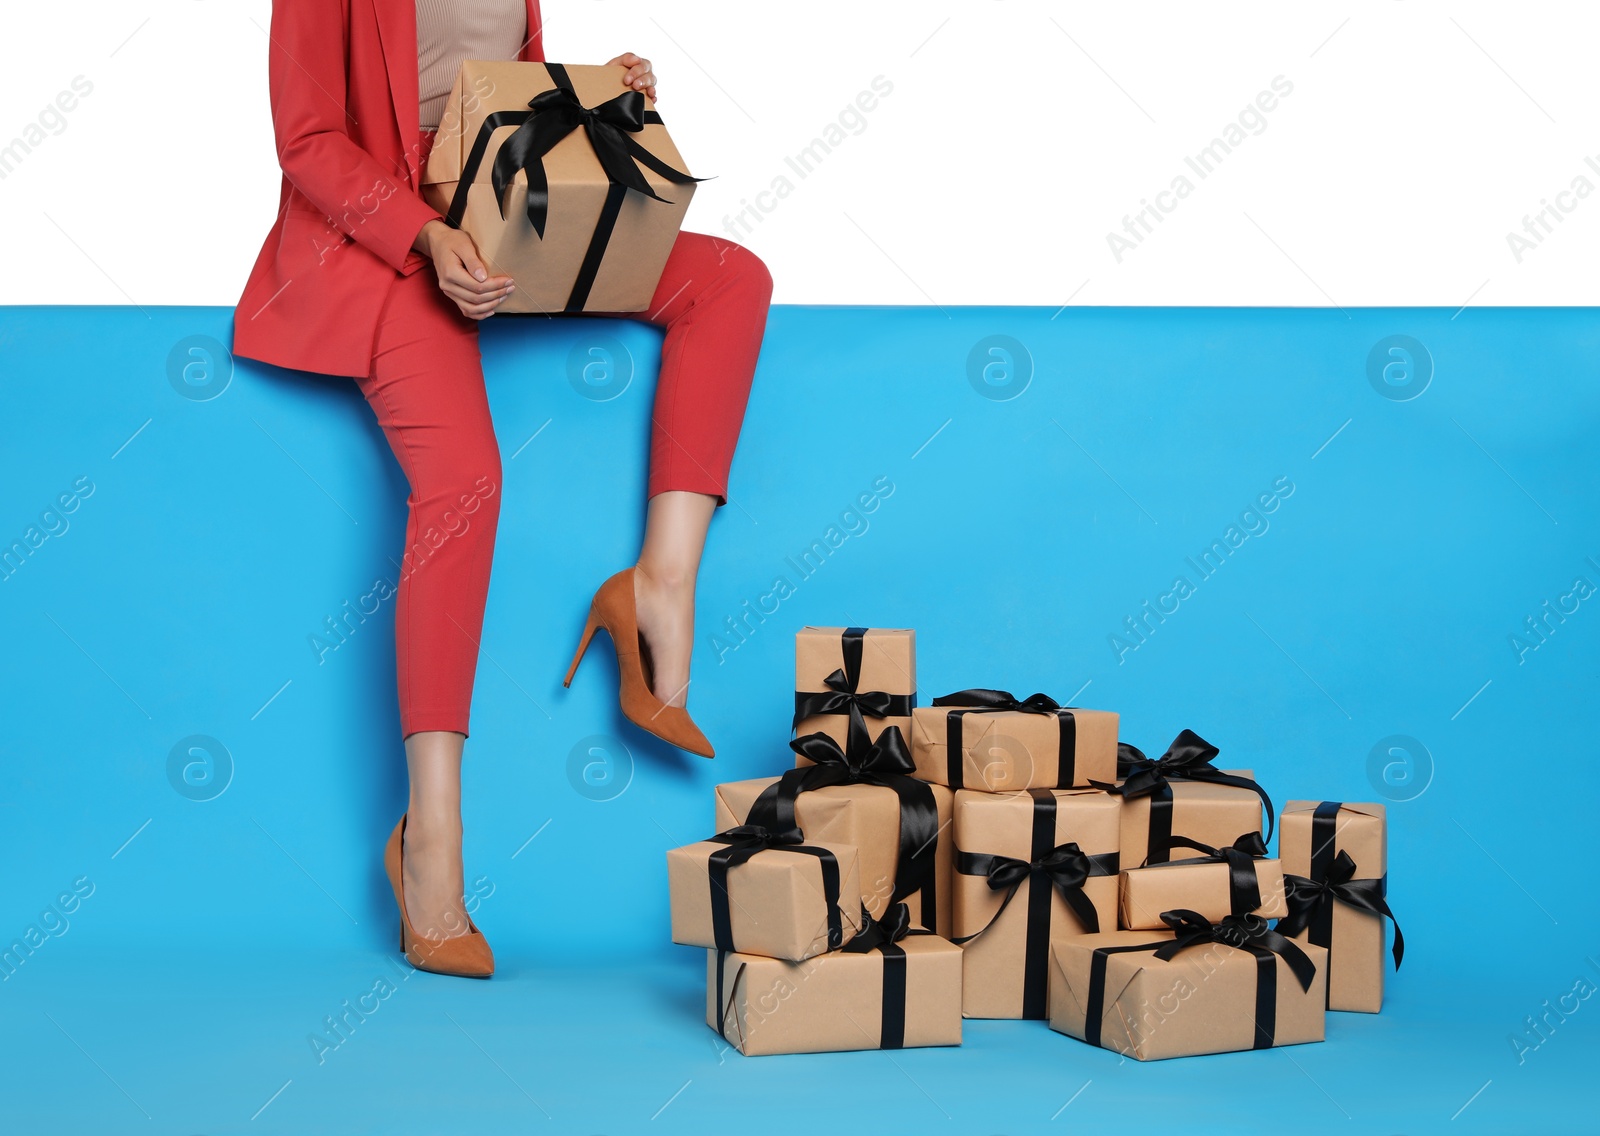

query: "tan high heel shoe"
left=383, top=814, right=494, bottom=978
left=563, top=567, right=715, bottom=758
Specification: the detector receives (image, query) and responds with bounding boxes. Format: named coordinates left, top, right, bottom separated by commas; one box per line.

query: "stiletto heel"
left=564, top=567, right=715, bottom=758
left=384, top=814, right=495, bottom=979
left=564, top=610, right=601, bottom=688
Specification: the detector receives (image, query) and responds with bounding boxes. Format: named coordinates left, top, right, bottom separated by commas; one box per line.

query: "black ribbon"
left=1155, top=831, right=1270, bottom=916
left=703, top=824, right=844, bottom=953
left=951, top=788, right=1118, bottom=1019
left=1082, top=910, right=1317, bottom=1053
left=931, top=688, right=1080, bottom=790
left=443, top=63, right=706, bottom=311
left=1279, top=849, right=1405, bottom=971
left=747, top=705, right=940, bottom=930
left=793, top=627, right=915, bottom=730
left=838, top=902, right=933, bottom=1049
left=1090, top=730, right=1275, bottom=864
left=715, top=902, right=931, bottom=1050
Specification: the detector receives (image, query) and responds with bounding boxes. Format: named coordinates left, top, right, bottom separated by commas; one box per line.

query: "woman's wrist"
left=412, top=218, right=448, bottom=257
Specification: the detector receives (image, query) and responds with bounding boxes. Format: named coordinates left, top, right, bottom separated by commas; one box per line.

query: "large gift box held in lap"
left=422, top=61, right=701, bottom=314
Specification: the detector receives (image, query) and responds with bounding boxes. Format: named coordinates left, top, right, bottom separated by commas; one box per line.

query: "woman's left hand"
left=607, top=52, right=657, bottom=102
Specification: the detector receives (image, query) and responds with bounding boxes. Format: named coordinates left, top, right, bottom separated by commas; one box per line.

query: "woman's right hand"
left=412, top=219, right=515, bottom=319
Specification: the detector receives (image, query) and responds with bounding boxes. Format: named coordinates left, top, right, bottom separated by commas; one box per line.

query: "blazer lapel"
left=520, top=0, right=545, bottom=61
left=373, top=0, right=543, bottom=173
left=372, top=0, right=422, bottom=168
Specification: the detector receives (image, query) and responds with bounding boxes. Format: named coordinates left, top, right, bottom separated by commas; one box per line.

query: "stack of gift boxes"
left=665, top=626, right=1403, bottom=1059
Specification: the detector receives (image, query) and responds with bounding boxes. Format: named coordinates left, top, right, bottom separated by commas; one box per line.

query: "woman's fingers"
left=444, top=259, right=513, bottom=297
left=608, top=52, right=656, bottom=98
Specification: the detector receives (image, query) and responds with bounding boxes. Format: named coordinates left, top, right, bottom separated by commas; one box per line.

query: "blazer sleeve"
left=267, top=0, right=441, bottom=273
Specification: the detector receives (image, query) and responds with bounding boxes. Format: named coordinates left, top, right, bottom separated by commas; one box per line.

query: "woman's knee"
left=420, top=429, right=503, bottom=533
left=723, top=241, right=774, bottom=304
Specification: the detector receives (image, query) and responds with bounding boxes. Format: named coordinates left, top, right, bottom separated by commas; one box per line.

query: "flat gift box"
left=793, top=627, right=916, bottom=748
left=1116, top=768, right=1265, bottom=866
left=1280, top=800, right=1392, bottom=1013
left=421, top=60, right=699, bottom=314
left=1049, top=927, right=1327, bottom=1060
left=667, top=833, right=864, bottom=962
left=951, top=788, right=1121, bottom=1019
left=911, top=700, right=1118, bottom=790
left=714, top=777, right=953, bottom=936
left=708, top=933, right=963, bottom=1055
left=1119, top=857, right=1287, bottom=930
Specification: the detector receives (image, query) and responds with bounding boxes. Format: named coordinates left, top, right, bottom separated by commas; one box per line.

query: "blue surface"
left=1, top=303, right=1596, bottom=1133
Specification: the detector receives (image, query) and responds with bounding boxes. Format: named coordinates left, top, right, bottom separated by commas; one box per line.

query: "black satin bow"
left=841, top=901, right=917, bottom=954
left=491, top=84, right=702, bottom=237
left=795, top=667, right=897, bottom=722
left=932, top=688, right=1064, bottom=714
left=1278, top=850, right=1405, bottom=969
left=1154, top=909, right=1318, bottom=993
left=1093, top=729, right=1276, bottom=841
left=1160, top=831, right=1270, bottom=916
left=952, top=841, right=1107, bottom=944
left=748, top=706, right=939, bottom=916
left=704, top=824, right=807, bottom=873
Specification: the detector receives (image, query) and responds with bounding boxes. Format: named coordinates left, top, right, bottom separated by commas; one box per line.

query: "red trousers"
left=356, top=127, right=772, bottom=738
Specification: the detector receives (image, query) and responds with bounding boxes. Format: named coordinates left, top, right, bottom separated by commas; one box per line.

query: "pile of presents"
left=665, top=627, right=1403, bottom=1059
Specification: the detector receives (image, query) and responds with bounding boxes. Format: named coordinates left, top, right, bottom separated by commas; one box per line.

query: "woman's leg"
left=597, top=232, right=773, bottom=705
left=357, top=266, right=502, bottom=939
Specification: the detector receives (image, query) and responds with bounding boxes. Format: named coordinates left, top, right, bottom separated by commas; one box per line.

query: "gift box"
left=708, top=904, right=962, bottom=1055
left=1048, top=912, right=1327, bottom=1060
left=951, top=787, right=1121, bottom=1019
left=1118, top=833, right=1287, bottom=930
left=911, top=690, right=1118, bottom=790
left=1096, top=730, right=1273, bottom=865
left=421, top=61, right=702, bottom=314
left=793, top=626, right=916, bottom=748
left=667, top=826, right=864, bottom=962
left=714, top=729, right=952, bottom=936
left=1278, top=801, right=1402, bottom=1013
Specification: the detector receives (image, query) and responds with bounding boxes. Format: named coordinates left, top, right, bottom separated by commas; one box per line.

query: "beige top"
left=416, top=0, right=527, bottom=131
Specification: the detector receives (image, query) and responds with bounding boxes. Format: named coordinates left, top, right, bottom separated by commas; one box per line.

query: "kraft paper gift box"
left=667, top=827, right=864, bottom=962
left=1277, top=801, right=1403, bottom=1014
left=1048, top=914, right=1327, bottom=1060
left=713, top=772, right=953, bottom=937
left=1118, top=833, right=1288, bottom=929
left=911, top=690, right=1118, bottom=790
left=1098, top=730, right=1274, bottom=866
left=950, top=788, right=1121, bottom=1019
left=421, top=60, right=702, bottom=314
left=793, top=626, right=916, bottom=748
left=708, top=904, right=962, bottom=1056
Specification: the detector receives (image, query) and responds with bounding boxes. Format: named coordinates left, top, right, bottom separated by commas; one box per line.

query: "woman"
left=232, top=0, right=772, bottom=979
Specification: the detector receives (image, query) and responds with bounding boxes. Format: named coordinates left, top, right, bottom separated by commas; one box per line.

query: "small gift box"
left=714, top=722, right=952, bottom=935
left=950, top=787, right=1120, bottom=1019
left=667, top=825, right=864, bottom=962
left=1118, top=833, right=1287, bottom=930
left=1094, top=730, right=1273, bottom=865
left=793, top=626, right=916, bottom=748
left=1048, top=911, right=1327, bottom=1060
left=422, top=61, right=703, bottom=314
left=1277, top=801, right=1403, bottom=1013
left=709, top=904, right=962, bottom=1055
left=911, top=690, right=1118, bottom=790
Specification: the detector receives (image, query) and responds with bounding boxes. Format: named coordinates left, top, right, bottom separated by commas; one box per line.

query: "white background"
left=2, top=1, right=1598, bottom=309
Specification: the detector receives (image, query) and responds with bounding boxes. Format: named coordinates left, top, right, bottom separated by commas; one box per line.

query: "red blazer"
left=232, top=0, right=545, bottom=378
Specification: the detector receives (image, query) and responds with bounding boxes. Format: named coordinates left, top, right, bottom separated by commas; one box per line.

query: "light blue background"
left=1, top=303, right=1595, bottom=1134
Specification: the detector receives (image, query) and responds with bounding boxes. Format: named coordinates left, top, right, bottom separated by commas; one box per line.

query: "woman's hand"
left=412, top=219, right=515, bottom=319
left=607, top=52, right=657, bottom=101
